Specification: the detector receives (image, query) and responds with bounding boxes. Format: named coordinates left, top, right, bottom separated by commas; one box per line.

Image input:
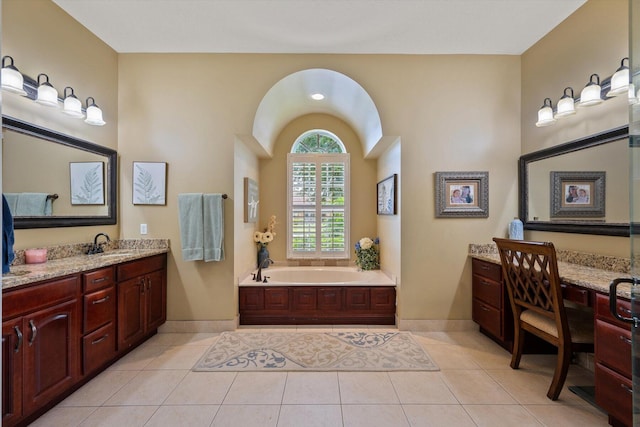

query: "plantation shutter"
left=288, top=153, right=350, bottom=258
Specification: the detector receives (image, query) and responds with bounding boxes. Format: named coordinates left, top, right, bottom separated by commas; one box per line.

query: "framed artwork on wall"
left=69, top=161, right=105, bottom=205
left=132, top=162, right=167, bottom=205
left=435, top=171, right=489, bottom=218
left=244, top=177, right=259, bottom=223
left=377, top=174, right=397, bottom=215
left=550, top=171, right=605, bottom=218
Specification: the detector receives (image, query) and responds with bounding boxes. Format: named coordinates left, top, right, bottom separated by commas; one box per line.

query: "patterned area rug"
left=192, top=331, right=438, bottom=371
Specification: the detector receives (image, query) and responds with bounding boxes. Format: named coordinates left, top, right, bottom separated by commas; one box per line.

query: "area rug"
left=192, top=331, right=439, bottom=371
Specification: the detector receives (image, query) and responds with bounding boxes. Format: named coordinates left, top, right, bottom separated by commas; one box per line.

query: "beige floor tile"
left=422, top=344, right=482, bottom=370
left=59, top=370, right=138, bottom=407
left=339, top=372, right=399, bottom=404
left=342, top=404, right=409, bottom=427
left=28, top=406, right=97, bottom=427
left=78, top=406, right=158, bottom=427
left=223, top=372, right=287, bottom=404
left=282, top=372, right=340, bottom=404
left=144, top=345, right=210, bottom=369
left=405, top=332, right=461, bottom=346
left=402, top=404, right=476, bottom=427
left=464, top=404, right=544, bottom=426
left=164, top=371, right=237, bottom=405
left=104, top=370, right=188, bottom=405
left=277, top=404, right=343, bottom=427
left=388, top=371, right=458, bottom=404
left=107, top=344, right=170, bottom=371
left=441, top=370, right=517, bottom=404
left=524, top=403, right=609, bottom=426
left=145, top=332, right=220, bottom=347
left=466, top=345, right=513, bottom=370
left=144, top=404, right=219, bottom=426
left=211, top=404, right=280, bottom=427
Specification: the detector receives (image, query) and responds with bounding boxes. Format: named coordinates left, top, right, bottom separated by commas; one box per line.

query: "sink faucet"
left=255, top=257, right=273, bottom=282
left=87, top=233, right=111, bottom=254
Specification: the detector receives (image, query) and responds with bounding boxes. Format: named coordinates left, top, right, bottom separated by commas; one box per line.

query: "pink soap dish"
left=25, top=248, right=47, bottom=264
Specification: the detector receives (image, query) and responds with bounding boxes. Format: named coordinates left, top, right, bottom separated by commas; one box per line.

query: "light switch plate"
left=140, top=223, right=148, bottom=234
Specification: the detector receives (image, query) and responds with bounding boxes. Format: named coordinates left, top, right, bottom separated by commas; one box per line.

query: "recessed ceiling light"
left=311, top=93, right=325, bottom=100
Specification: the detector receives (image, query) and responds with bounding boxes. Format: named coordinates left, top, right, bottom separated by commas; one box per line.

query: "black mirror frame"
left=518, top=125, right=629, bottom=237
left=3, top=115, right=117, bottom=229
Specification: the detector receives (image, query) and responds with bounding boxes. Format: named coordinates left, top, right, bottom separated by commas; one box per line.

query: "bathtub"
left=239, top=266, right=395, bottom=286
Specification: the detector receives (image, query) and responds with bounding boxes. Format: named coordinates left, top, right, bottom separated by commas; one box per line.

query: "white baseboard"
left=158, top=319, right=237, bottom=333
left=397, top=319, right=477, bottom=332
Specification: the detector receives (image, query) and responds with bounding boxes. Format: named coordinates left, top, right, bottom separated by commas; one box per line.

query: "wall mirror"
left=2, top=115, right=117, bottom=229
left=519, top=125, right=629, bottom=237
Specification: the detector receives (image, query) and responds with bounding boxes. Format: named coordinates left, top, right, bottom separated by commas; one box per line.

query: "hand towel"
left=203, top=193, right=224, bottom=262
left=178, top=193, right=204, bottom=261
left=2, top=195, right=15, bottom=274
left=4, top=193, right=18, bottom=216
left=15, top=193, right=48, bottom=216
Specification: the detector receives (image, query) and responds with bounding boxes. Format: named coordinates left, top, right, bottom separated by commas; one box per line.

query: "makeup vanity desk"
left=469, top=244, right=633, bottom=427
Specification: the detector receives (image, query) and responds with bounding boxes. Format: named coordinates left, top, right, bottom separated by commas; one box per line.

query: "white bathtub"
left=239, top=266, right=395, bottom=286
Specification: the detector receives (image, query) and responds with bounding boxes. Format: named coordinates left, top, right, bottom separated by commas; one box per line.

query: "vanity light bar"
left=1, top=55, right=106, bottom=126
left=536, top=57, right=635, bottom=127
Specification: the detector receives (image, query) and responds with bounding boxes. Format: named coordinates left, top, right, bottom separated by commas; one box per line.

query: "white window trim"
left=287, top=153, right=350, bottom=259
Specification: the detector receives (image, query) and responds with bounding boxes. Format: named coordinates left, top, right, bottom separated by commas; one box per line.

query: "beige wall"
left=2, top=0, right=119, bottom=248
left=521, top=0, right=629, bottom=257
left=4, top=0, right=629, bottom=324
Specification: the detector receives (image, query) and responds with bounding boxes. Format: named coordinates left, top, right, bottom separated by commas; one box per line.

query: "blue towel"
left=203, top=193, right=224, bottom=262
left=15, top=193, right=48, bottom=216
left=178, top=193, right=204, bottom=261
left=2, top=195, right=15, bottom=274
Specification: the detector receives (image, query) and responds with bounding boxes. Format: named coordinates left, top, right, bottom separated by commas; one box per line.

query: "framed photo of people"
left=377, top=174, right=397, bottom=215
left=550, top=171, right=605, bottom=218
left=435, top=171, right=489, bottom=218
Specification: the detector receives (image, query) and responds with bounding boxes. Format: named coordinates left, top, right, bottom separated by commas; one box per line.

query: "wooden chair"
left=493, top=238, right=594, bottom=400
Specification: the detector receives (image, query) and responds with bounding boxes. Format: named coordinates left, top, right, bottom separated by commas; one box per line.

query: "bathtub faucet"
left=255, top=258, right=273, bottom=282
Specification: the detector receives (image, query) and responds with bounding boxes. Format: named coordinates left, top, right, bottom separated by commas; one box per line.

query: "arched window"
left=287, top=130, right=350, bottom=259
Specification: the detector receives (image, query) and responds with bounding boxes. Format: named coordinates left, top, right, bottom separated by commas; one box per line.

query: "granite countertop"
left=469, top=244, right=633, bottom=299
left=2, top=248, right=169, bottom=291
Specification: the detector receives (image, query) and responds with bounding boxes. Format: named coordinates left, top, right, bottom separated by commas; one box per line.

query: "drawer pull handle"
left=13, top=326, right=22, bottom=353
left=28, top=320, right=37, bottom=346
left=619, top=306, right=632, bottom=315
left=92, top=276, right=108, bottom=284
left=480, top=280, right=491, bottom=286
left=92, top=295, right=110, bottom=304
left=140, top=278, right=146, bottom=294
left=481, top=305, right=490, bottom=312
left=621, top=383, right=633, bottom=394
left=91, top=334, right=109, bottom=345
left=480, top=265, right=490, bottom=270
left=620, top=335, right=632, bottom=345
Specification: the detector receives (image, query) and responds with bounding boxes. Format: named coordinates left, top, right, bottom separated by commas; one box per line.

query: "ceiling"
left=52, top=0, right=587, bottom=55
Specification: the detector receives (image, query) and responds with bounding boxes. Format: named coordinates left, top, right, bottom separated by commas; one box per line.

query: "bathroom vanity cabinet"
left=239, top=285, right=396, bottom=325
left=2, top=252, right=167, bottom=427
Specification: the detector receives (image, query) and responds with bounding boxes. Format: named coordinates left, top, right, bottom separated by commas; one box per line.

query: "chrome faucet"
left=87, top=233, right=111, bottom=254
left=255, top=257, right=273, bottom=282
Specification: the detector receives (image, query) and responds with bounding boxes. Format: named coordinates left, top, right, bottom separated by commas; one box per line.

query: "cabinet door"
left=118, top=277, right=145, bottom=351
left=264, top=288, right=289, bottom=310
left=145, top=270, right=166, bottom=332
left=239, top=288, right=264, bottom=311
left=371, top=288, right=395, bottom=311
left=23, top=299, right=79, bottom=415
left=318, top=288, right=342, bottom=311
left=345, top=288, right=370, bottom=310
left=292, top=288, right=316, bottom=311
left=2, top=318, right=23, bottom=427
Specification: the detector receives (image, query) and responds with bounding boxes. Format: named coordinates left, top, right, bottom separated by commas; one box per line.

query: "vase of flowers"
left=355, top=237, right=380, bottom=270
left=254, top=215, right=277, bottom=268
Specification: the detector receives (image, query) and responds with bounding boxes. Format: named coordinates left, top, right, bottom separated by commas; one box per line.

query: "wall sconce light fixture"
left=607, top=57, right=630, bottom=97
left=62, top=86, right=84, bottom=118
left=84, top=97, right=105, bottom=126
left=536, top=98, right=556, bottom=127
left=578, top=73, right=603, bottom=107
left=1, top=56, right=27, bottom=95
left=35, top=73, right=59, bottom=107
left=554, top=87, right=576, bottom=118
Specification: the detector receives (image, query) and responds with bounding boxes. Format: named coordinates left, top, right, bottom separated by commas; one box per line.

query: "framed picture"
left=133, top=162, right=167, bottom=205
left=377, top=174, right=397, bottom=215
left=244, top=177, right=259, bottom=223
left=550, top=171, right=605, bottom=218
left=435, top=171, right=489, bottom=218
left=69, top=161, right=105, bottom=205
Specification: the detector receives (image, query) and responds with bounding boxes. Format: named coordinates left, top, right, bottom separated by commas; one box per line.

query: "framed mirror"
left=519, top=125, right=629, bottom=237
left=2, top=115, right=117, bottom=229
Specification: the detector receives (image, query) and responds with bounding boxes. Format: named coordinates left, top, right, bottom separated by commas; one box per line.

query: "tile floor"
left=30, top=327, right=610, bottom=426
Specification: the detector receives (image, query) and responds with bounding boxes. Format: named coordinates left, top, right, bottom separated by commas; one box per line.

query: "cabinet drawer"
left=561, top=284, right=591, bottom=307
left=472, top=274, right=502, bottom=309
left=3, top=275, right=79, bottom=319
left=83, top=322, right=116, bottom=375
left=117, top=254, right=166, bottom=282
left=472, top=258, right=501, bottom=282
left=472, top=298, right=501, bottom=339
left=595, top=362, right=632, bottom=426
left=83, top=267, right=115, bottom=293
left=595, top=319, right=631, bottom=378
left=596, top=293, right=632, bottom=329
left=83, top=286, right=116, bottom=334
